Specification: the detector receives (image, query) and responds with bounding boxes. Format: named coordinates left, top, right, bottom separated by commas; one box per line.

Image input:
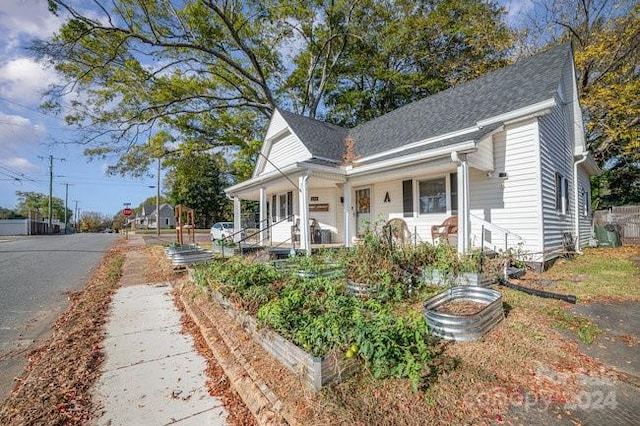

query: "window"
left=450, top=173, right=458, bottom=214
left=276, top=191, right=294, bottom=222
left=165, top=218, right=169, bottom=226
left=581, top=186, right=589, bottom=217
left=271, top=195, right=277, bottom=223
left=555, top=172, right=568, bottom=214
left=419, top=178, right=446, bottom=214
left=287, top=191, right=293, bottom=221
left=279, top=194, right=286, bottom=221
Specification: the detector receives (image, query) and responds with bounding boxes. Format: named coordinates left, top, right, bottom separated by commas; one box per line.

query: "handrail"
left=224, top=215, right=295, bottom=247
left=470, top=213, right=523, bottom=241
left=470, top=214, right=523, bottom=252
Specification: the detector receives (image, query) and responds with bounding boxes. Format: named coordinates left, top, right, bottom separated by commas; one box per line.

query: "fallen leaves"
left=0, top=246, right=126, bottom=425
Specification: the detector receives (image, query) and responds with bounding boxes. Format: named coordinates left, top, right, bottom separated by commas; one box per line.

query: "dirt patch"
left=436, top=300, right=486, bottom=315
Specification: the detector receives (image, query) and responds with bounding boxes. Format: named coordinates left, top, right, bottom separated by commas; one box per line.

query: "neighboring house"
left=225, top=43, right=600, bottom=268
left=134, top=203, right=175, bottom=229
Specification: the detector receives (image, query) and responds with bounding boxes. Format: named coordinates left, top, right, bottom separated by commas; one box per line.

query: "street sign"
left=123, top=207, right=133, bottom=217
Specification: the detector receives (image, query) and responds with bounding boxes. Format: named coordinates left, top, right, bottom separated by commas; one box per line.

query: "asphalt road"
left=0, top=233, right=117, bottom=402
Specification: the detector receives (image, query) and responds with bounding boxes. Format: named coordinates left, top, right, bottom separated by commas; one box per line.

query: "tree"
left=79, top=211, right=108, bottom=232
left=165, top=152, right=232, bottom=228
left=15, top=191, right=72, bottom=223
left=518, top=0, right=640, bottom=207
left=38, top=0, right=518, bottom=180
left=325, top=0, right=513, bottom=126
left=0, top=207, right=24, bottom=219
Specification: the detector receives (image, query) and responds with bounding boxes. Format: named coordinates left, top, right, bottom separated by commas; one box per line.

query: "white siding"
left=262, top=132, right=311, bottom=175
left=469, top=122, right=543, bottom=257
left=468, top=135, right=494, bottom=172
left=538, top=100, right=575, bottom=260
left=372, top=173, right=456, bottom=243
left=577, top=166, right=593, bottom=247
left=307, top=188, right=339, bottom=240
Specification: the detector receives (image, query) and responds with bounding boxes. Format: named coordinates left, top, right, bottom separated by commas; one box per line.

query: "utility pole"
left=64, top=183, right=69, bottom=234
left=73, top=200, right=79, bottom=232
left=38, top=155, right=65, bottom=233
left=156, top=157, right=161, bottom=237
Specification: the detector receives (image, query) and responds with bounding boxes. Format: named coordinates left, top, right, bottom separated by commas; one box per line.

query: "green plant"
left=545, top=307, right=602, bottom=345
left=257, top=276, right=434, bottom=391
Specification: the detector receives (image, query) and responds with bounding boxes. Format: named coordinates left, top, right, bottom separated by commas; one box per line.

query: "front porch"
left=227, top=148, right=528, bottom=258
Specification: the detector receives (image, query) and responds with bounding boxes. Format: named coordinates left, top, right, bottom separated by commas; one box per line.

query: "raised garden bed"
left=422, top=269, right=494, bottom=287
left=198, top=286, right=357, bottom=391
left=423, top=286, right=504, bottom=341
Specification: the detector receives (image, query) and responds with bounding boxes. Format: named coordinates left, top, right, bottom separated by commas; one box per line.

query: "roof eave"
left=348, top=140, right=477, bottom=177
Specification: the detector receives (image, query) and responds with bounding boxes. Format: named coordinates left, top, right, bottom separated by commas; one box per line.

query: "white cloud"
left=0, top=58, right=60, bottom=104
left=1, top=156, right=38, bottom=173
left=0, top=112, right=45, bottom=157
left=0, top=0, right=64, bottom=50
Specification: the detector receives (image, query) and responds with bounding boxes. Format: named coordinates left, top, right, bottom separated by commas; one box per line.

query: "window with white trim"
left=555, top=172, right=568, bottom=215
left=418, top=178, right=447, bottom=214
left=276, top=191, right=293, bottom=222
left=581, top=186, right=589, bottom=217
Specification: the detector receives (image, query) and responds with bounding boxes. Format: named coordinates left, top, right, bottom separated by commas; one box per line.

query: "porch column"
left=259, top=187, right=267, bottom=245
left=343, top=181, right=353, bottom=247
left=299, top=174, right=311, bottom=255
left=233, top=196, right=242, bottom=243
left=453, top=152, right=470, bottom=254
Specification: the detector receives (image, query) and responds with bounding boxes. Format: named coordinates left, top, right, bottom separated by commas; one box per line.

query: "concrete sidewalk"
left=92, top=238, right=227, bottom=425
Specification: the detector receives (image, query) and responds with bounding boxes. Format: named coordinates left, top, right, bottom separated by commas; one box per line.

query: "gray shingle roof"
left=277, top=109, right=348, bottom=162
left=278, top=43, right=571, bottom=162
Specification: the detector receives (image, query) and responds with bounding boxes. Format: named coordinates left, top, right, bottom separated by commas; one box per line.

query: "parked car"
left=210, top=222, right=235, bottom=241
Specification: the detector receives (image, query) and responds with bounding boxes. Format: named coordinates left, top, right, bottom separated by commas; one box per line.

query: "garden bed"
left=202, top=286, right=358, bottom=391
left=423, top=286, right=504, bottom=341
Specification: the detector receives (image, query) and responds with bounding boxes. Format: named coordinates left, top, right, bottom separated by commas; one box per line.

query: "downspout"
left=573, top=152, right=589, bottom=254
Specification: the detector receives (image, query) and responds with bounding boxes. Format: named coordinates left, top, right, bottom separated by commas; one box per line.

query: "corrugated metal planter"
left=455, top=272, right=494, bottom=287
left=423, top=287, right=504, bottom=341
left=422, top=269, right=455, bottom=287
left=171, top=250, right=214, bottom=266
left=346, top=280, right=377, bottom=297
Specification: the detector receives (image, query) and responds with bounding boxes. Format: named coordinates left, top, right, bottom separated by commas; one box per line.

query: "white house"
left=225, top=43, right=600, bottom=268
left=134, top=203, right=176, bottom=229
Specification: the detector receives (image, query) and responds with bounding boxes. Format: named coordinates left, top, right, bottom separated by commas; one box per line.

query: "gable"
left=253, top=110, right=312, bottom=177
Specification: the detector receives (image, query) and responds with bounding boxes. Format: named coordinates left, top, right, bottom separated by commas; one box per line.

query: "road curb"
left=178, top=283, right=289, bottom=426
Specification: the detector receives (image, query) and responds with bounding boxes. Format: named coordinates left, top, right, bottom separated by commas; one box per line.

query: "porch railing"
left=470, top=214, right=523, bottom=254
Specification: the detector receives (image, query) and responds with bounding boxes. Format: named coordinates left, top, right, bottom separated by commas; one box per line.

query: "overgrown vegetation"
left=191, top=228, right=508, bottom=390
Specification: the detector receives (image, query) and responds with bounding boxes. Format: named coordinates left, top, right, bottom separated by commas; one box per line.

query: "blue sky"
left=0, top=0, right=533, bottom=218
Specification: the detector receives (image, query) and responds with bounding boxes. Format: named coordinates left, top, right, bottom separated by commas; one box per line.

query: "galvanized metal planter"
left=170, top=249, right=214, bottom=266
left=346, top=280, right=376, bottom=297
left=423, top=287, right=504, bottom=341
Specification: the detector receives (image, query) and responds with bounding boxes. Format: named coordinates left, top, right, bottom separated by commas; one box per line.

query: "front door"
left=355, top=187, right=371, bottom=237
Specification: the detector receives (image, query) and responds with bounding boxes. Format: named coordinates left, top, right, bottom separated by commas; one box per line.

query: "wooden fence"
left=594, top=205, right=640, bottom=245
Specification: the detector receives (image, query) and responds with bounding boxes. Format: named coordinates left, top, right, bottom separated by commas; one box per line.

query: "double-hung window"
left=276, top=191, right=294, bottom=221
left=418, top=178, right=447, bottom=214
left=403, top=173, right=457, bottom=217
left=555, top=172, right=568, bottom=215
